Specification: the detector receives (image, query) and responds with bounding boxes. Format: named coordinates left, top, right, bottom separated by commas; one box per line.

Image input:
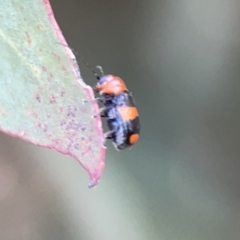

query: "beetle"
left=57, top=43, right=140, bottom=150
left=93, top=67, right=140, bottom=150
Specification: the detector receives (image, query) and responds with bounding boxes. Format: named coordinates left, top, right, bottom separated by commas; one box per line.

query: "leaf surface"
left=0, top=0, right=105, bottom=187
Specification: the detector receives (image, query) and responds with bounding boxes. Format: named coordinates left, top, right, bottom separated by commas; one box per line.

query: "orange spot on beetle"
left=95, top=75, right=128, bottom=95
left=129, top=134, right=139, bottom=144
left=117, top=106, right=138, bottom=121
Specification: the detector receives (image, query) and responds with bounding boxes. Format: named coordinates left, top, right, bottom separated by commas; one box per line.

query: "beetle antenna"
left=57, top=42, right=100, bottom=80
left=79, top=57, right=100, bottom=80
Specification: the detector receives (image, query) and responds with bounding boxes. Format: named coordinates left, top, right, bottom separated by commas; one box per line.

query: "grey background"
left=0, top=0, right=240, bottom=239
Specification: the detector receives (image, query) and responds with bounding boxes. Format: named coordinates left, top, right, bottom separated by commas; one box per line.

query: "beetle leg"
left=103, top=130, right=115, bottom=146
left=91, top=97, right=105, bottom=103
left=94, top=97, right=105, bottom=103
left=104, top=130, right=115, bottom=139
left=83, top=97, right=105, bottom=104
left=93, top=106, right=111, bottom=118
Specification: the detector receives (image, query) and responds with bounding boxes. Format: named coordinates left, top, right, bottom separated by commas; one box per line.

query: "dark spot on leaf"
left=37, top=24, right=43, bottom=30
left=62, top=66, right=67, bottom=71
left=26, top=32, right=32, bottom=44
left=29, top=111, right=37, bottom=117
left=60, top=120, right=66, bottom=126
left=66, top=106, right=76, bottom=117
left=50, top=94, right=56, bottom=104
left=35, top=93, right=41, bottom=102
left=61, top=89, right=65, bottom=97
left=42, top=66, right=47, bottom=72
left=35, top=122, right=41, bottom=127
left=52, top=52, right=60, bottom=61
left=43, top=124, right=48, bottom=132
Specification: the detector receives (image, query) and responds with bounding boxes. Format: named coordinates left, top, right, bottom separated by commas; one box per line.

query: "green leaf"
left=0, top=0, right=105, bottom=187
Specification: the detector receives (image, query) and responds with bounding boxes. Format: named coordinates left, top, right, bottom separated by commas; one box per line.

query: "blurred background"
left=1, top=0, right=240, bottom=239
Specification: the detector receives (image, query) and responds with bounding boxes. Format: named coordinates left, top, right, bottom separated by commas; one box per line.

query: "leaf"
left=0, top=0, right=105, bottom=187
